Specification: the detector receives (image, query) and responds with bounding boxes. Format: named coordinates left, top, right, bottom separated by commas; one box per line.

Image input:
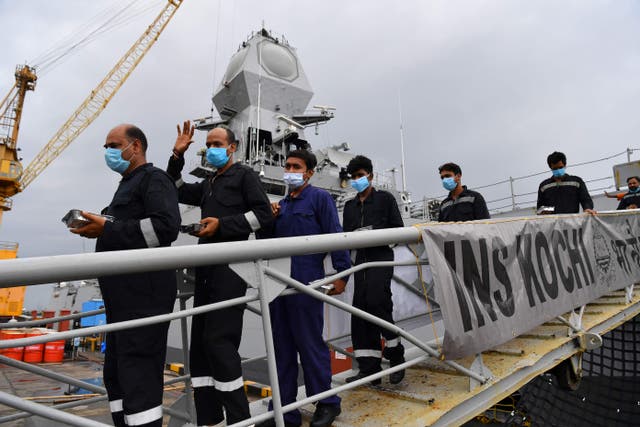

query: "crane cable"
left=29, top=0, right=164, bottom=76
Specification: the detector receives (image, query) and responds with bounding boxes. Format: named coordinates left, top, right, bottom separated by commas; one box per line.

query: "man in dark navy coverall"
left=72, top=124, right=180, bottom=427
left=537, top=151, right=596, bottom=215
left=167, top=121, right=273, bottom=426
left=437, top=162, right=490, bottom=222
left=259, top=149, right=351, bottom=427
left=342, top=155, right=406, bottom=385
left=617, top=176, right=640, bottom=210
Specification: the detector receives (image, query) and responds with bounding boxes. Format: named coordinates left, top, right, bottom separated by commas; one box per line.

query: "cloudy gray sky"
left=1, top=0, right=639, bottom=307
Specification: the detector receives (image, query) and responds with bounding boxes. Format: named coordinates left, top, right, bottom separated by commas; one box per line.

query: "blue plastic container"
left=80, top=299, right=106, bottom=327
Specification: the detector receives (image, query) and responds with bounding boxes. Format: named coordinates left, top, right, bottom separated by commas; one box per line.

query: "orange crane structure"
left=0, top=0, right=184, bottom=316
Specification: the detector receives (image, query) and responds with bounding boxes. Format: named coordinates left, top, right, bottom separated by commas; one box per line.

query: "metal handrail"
left=0, top=227, right=422, bottom=287
left=0, top=227, right=459, bottom=427
left=0, top=308, right=105, bottom=329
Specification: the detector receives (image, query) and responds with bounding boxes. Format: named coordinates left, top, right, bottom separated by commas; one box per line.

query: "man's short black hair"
left=547, top=151, right=567, bottom=167
left=627, top=176, right=640, bottom=184
left=438, top=162, right=461, bottom=176
left=125, top=125, right=148, bottom=152
left=347, top=155, right=373, bottom=176
left=216, top=124, right=237, bottom=145
left=287, top=149, right=317, bottom=170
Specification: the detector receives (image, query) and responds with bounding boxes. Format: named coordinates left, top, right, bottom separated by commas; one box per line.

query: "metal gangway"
left=0, top=222, right=638, bottom=426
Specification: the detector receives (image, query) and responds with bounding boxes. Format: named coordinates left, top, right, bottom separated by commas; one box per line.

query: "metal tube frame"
left=0, top=309, right=105, bottom=329
left=0, top=227, right=459, bottom=426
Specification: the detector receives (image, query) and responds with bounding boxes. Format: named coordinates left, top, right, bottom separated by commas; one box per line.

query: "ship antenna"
left=210, top=0, right=223, bottom=115
left=398, top=91, right=408, bottom=193
left=255, top=20, right=264, bottom=164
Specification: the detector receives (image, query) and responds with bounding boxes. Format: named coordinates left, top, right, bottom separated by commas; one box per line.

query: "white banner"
left=421, top=211, right=640, bottom=359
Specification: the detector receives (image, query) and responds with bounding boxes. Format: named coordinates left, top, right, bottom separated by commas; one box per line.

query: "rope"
left=409, top=225, right=442, bottom=357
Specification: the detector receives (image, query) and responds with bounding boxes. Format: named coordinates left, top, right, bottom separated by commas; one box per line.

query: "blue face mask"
left=283, top=172, right=305, bottom=189
left=629, top=186, right=640, bottom=193
left=104, top=143, right=133, bottom=174
left=350, top=176, right=370, bottom=193
left=206, top=147, right=230, bottom=168
left=442, top=177, right=457, bottom=191
left=552, top=167, right=566, bottom=178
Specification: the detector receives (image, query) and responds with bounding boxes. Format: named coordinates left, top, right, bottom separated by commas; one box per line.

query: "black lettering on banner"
left=578, top=227, right=595, bottom=284
left=626, top=236, right=640, bottom=268
left=516, top=233, right=546, bottom=307
left=444, top=240, right=473, bottom=332
left=461, top=239, right=498, bottom=329
left=611, top=239, right=631, bottom=275
left=551, top=229, right=574, bottom=293
left=492, top=237, right=515, bottom=317
left=535, top=232, right=558, bottom=299
left=563, top=229, right=590, bottom=289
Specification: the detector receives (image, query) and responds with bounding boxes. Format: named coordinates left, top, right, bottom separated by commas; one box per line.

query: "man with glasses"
left=71, top=124, right=180, bottom=427
left=342, top=155, right=406, bottom=385
left=537, top=151, right=595, bottom=215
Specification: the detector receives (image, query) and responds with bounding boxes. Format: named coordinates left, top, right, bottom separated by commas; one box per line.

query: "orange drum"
left=58, top=309, right=71, bottom=332
left=43, top=334, right=65, bottom=363
left=0, top=329, right=26, bottom=361
left=23, top=329, right=44, bottom=363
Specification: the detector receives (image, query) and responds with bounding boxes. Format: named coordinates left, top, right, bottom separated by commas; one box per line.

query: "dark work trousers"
left=268, top=293, right=340, bottom=426
left=190, top=264, right=250, bottom=426
left=351, top=265, right=403, bottom=374
left=103, top=320, right=170, bottom=427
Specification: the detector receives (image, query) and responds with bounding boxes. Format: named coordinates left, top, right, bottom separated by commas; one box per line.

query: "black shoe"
left=389, top=356, right=406, bottom=384
left=255, top=418, right=300, bottom=427
left=310, top=404, right=341, bottom=427
left=345, top=371, right=382, bottom=386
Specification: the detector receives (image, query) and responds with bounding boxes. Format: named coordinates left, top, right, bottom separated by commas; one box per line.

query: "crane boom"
left=0, top=66, right=37, bottom=217
left=18, top=0, right=183, bottom=191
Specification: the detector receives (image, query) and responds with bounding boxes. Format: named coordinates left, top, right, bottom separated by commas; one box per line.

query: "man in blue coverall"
left=259, top=149, right=351, bottom=427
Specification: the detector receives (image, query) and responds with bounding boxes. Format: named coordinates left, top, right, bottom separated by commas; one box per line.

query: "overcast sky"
left=1, top=0, right=640, bottom=307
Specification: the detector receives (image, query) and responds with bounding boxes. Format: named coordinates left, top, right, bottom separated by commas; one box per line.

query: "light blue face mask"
left=552, top=167, right=566, bottom=178
left=350, top=176, right=370, bottom=193
left=104, top=143, right=133, bottom=174
left=442, top=176, right=457, bottom=191
left=206, top=147, right=230, bottom=168
left=283, top=172, right=305, bottom=189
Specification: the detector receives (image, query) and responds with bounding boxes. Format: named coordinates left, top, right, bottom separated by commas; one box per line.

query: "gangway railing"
left=408, top=147, right=640, bottom=219
left=0, top=226, right=492, bottom=427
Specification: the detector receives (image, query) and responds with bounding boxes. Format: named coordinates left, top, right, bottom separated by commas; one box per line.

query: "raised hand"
left=174, top=120, right=196, bottom=155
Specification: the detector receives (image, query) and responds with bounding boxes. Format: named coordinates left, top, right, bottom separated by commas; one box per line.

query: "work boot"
left=310, top=403, right=341, bottom=427
left=345, top=371, right=381, bottom=386
left=389, top=356, right=406, bottom=384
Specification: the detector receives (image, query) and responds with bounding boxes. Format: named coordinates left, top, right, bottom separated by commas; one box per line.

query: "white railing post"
left=255, top=260, right=286, bottom=427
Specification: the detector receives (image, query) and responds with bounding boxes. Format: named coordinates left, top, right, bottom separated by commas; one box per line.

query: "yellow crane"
left=0, top=0, right=184, bottom=316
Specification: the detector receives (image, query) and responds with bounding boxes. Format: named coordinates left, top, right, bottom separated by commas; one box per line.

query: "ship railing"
left=0, top=308, right=105, bottom=329
left=0, top=226, right=477, bottom=427
left=407, top=147, right=640, bottom=218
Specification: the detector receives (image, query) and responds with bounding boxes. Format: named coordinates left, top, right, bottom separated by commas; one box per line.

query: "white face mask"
left=283, top=172, right=305, bottom=188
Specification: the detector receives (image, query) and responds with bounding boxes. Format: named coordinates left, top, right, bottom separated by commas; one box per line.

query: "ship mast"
left=398, top=92, right=408, bottom=193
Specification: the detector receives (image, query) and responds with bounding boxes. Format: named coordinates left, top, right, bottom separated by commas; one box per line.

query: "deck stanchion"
left=255, top=260, right=286, bottom=427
